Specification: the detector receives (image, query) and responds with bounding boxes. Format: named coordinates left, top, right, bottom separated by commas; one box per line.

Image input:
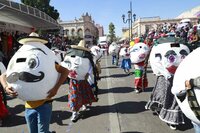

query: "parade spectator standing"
left=189, top=30, right=199, bottom=51
left=7, top=32, right=13, bottom=59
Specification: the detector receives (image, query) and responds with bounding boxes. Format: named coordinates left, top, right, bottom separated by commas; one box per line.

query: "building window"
left=71, top=29, right=75, bottom=36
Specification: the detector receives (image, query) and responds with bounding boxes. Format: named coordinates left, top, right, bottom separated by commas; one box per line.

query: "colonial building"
left=122, top=5, right=200, bottom=39
left=59, top=12, right=99, bottom=45
left=96, top=24, right=104, bottom=37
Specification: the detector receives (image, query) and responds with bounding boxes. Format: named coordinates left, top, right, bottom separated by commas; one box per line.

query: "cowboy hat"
left=18, top=32, right=48, bottom=45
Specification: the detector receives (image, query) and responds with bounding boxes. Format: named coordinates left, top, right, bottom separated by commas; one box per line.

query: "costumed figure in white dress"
left=172, top=47, right=200, bottom=132
left=90, top=45, right=103, bottom=80
left=119, top=46, right=131, bottom=74
left=61, top=40, right=97, bottom=122
left=145, top=37, right=190, bottom=129
left=129, top=42, right=150, bottom=93
left=108, top=42, right=120, bottom=66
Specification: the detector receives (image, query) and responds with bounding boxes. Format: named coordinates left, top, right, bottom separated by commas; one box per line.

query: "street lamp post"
left=122, top=1, right=136, bottom=42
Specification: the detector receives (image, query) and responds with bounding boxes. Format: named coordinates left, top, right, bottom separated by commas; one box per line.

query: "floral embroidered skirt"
left=68, top=79, right=97, bottom=111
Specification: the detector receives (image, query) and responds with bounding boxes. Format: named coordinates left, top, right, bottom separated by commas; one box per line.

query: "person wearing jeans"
left=25, top=102, right=52, bottom=133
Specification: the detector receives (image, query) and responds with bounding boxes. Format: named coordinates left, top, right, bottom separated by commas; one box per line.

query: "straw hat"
left=18, top=32, right=48, bottom=45
left=70, top=40, right=90, bottom=52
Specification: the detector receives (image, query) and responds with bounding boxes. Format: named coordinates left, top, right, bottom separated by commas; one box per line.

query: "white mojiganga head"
left=108, top=42, right=120, bottom=55
left=172, top=48, right=200, bottom=124
left=51, top=47, right=66, bottom=62
left=129, top=42, right=150, bottom=63
left=61, top=40, right=91, bottom=81
left=149, top=41, right=190, bottom=79
left=6, top=33, right=60, bottom=101
left=119, top=47, right=130, bottom=59
left=90, top=45, right=103, bottom=63
left=0, top=62, right=6, bottom=74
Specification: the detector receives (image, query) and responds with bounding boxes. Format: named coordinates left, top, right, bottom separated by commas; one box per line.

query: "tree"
left=108, top=22, right=116, bottom=43
left=21, top=0, right=59, bottom=20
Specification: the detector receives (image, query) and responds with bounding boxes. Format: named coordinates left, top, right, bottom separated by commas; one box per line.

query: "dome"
left=177, top=5, right=200, bottom=18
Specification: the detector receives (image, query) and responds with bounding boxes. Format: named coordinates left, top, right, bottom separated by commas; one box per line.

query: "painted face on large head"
left=129, top=42, right=150, bottom=63
left=6, top=39, right=60, bottom=101
left=119, top=47, right=130, bottom=59
left=149, top=42, right=190, bottom=78
left=108, top=42, right=120, bottom=55
left=61, top=48, right=91, bottom=81
left=90, top=45, right=103, bottom=63
left=172, top=48, right=200, bottom=124
left=51, top=47, right=66, bottom=62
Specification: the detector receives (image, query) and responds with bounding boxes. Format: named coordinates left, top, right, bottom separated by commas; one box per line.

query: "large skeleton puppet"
left=6, top=32, right=60, bottom=101
left=149, top=37, right=190, bottom=79
left=172, top=48, right=200, bottom=125
left=61, top=41, right=98, bottom=98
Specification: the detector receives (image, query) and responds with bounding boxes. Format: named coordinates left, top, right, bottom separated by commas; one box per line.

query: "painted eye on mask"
left=64, top=60, right=71, bottom=69
left=167, top=55, right=176, bottom=63
left=131, top=48, right=138, bottom=52
left=28, top=57, right=39, bottom=69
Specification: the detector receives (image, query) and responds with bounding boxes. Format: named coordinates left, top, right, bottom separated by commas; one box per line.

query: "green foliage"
left=108, top=22, right=116, bottom=42
left=21, top=0, right=59, bottom=20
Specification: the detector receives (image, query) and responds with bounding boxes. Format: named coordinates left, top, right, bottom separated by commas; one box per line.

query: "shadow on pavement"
left=51, top=110, right=71, bottom=126
left=142, top=87, right=153, bottom=92
left=177, top=115, right=193, bottom=131
left=122, top=132, right=142, bottom=133
left=98, top=87, right=134, bottom=95
left=3, top=104, right=71, bottom=127
left=101, top=66, right=118, bottom=69
left=3, top=104, right=26, bottom=127
left=80, top=101, right=147, bottom=120
left=54, top=95, right=68, bottom=102
left=100, top=73, right=130, bottom=79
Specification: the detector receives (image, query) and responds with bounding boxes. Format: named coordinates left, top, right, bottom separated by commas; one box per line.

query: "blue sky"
left=14, top=0, right=200, bottom=36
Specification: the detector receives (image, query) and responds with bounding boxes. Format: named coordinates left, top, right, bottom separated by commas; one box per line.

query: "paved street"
left=0, top=55, right=194, bottom=133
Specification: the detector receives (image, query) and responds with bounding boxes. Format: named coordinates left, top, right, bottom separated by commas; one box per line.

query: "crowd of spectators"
left=139, top=19, right=200, bottom=51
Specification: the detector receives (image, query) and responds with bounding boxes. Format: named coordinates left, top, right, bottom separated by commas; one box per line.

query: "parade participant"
left=119, top=46, right=131, bottom=74
left=0, top=32, right=69, bottom=133
left=51, top=47, right=66, bottom=62
left=0, top=62, right=8, bottom=126
left=108, top=42, right=120, bottom=66
left=90, top=45, right=103, bottom=80
left=146, top=37, right=190, bottom=130
left=172, top=47, right=200, bottom=132
left=61, top=40, right=97, bottom=122
left=129, top=42, right=150, bottom=93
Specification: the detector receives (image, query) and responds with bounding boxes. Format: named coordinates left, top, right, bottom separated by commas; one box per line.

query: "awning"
left=0, top=0, right=61, bottom=31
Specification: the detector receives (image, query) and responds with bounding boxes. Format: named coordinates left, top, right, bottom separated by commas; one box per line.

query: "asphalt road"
left=0, top=55, right=194, bottom=133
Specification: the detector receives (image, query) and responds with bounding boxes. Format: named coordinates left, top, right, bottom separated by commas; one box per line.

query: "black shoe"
left=169, top=124, right=177, bottom=130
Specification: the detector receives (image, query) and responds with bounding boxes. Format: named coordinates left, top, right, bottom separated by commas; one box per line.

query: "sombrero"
left=18, top=32, right=48, bottom=45
left=70, top=40, right=91, bottom=52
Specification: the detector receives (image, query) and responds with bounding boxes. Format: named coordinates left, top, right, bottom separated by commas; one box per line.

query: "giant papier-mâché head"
left=129, top=42, right=150, bottom=63
left=149, top=37, right=190, bottom=79
left=172, top=48, right=200, bottom=125
left=6, top=32, right=60, bottom=101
